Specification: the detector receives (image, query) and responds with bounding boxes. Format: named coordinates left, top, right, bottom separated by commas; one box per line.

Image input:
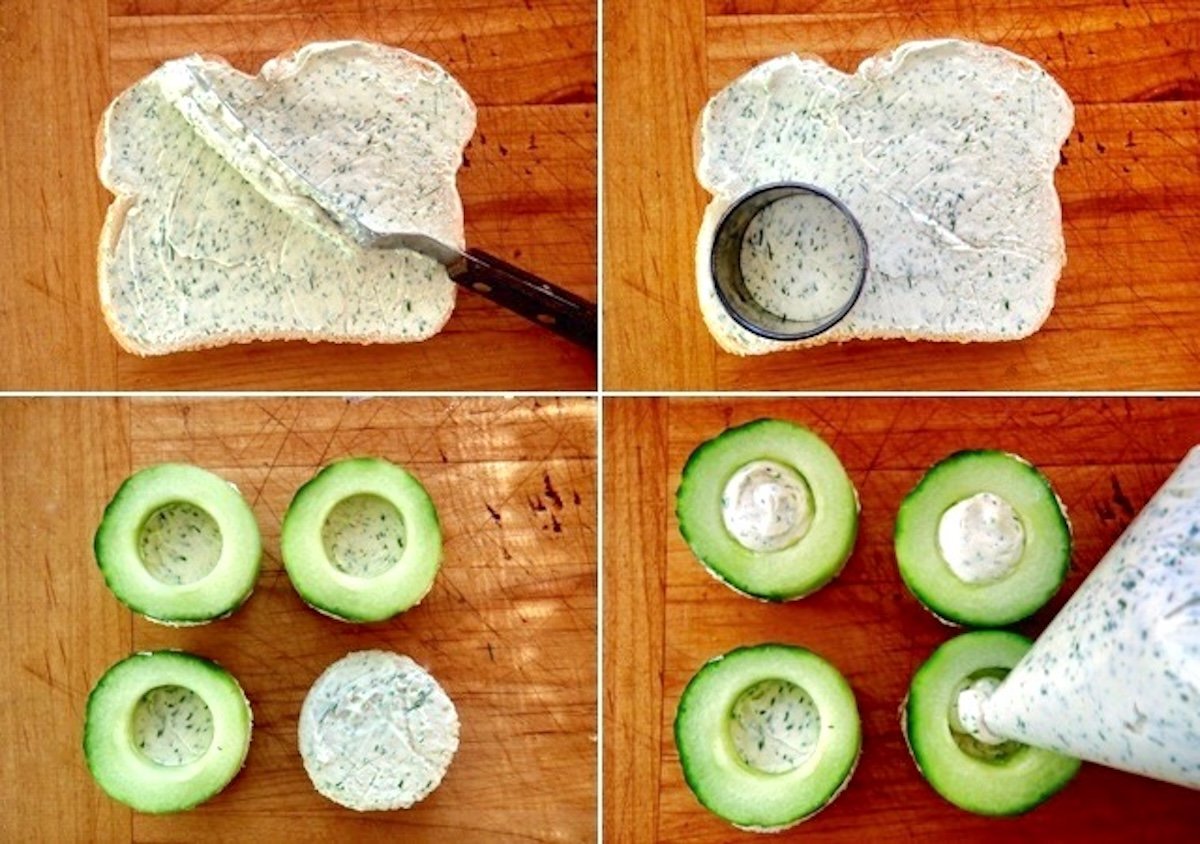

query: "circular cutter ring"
left=710, top=182, right=868, bottom=342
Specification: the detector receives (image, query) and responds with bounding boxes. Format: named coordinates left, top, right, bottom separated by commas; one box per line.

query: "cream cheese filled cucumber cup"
left=84, top=650, right=253, bottom=813
left=282, top=457, right=442, bottom=622
left=675, top=644, right=861, bottom=831
left=903, top=630, right=1080, bottom=815
left=895, top=450, right=1070, bottom=627
left=94, top=463, right=261, bottom=625
left=676, top=419, right=859, bottom=600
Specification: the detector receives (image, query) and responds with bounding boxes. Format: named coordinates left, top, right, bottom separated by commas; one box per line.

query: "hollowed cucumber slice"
left=674, top=644, right=861, bottom=831
left=902, top=630, right=1080, bottom=815
left=281, top=457, right=442, bottom=622
left=83, top=650, right=252, bottom=813
left=94, top=463, right=261, bottom=624
left=895, top=450, right=1070, bottom=626
left=676, top=419, right=859, bottom=600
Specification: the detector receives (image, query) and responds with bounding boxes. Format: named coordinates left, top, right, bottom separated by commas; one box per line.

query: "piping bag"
left=158, top=59, right=597, bottom=352
left=975, top=447, right=1200, bottom=788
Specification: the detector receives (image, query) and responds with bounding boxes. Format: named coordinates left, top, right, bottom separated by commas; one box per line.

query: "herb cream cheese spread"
left=694, top=39, right=1073, bottom=354
left=738, top=193, right=864, bottom=324
left=951, top=676, right=1006, bottom=746
left=98, top=41, right=474, bottom=355
left=721, top=460, right=814, bottom=552
left=937, top=492, right=1025, bottom=584
left=299, top=650, right=459, bottom=811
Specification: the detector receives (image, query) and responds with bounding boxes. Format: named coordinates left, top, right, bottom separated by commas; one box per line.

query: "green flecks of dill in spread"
left=738, top=193, right=863, bottom=324
left=697, top=43, right=1072, bottom=350
left=104, top=48, right=465, bottom=353
left=132, top=685, right=214, bottom=767
left=138, top=502, right=223, bottom=585
left=729, top=678, right=821, bottom=774
left=321, top=493, right=406, bottom=578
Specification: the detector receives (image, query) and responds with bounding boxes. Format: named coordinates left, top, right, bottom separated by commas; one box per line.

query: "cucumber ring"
left=676, top=419, right=859, bottom=600
left=93, top=463, right=261, bottom=625
left=281, top=457, right=442, bottom=622
left=895, top=450, right=1071, bottom=626
left=83, top=650, right=252, bottom=813
left=674, top=644, right=861, bottom=831
left=902, top=631, right=1080, bottom=815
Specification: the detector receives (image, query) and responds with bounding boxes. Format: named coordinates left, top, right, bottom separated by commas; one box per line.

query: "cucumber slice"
left=676, top=419, right=859, bottom=600
left=281, top=457, right=442, bottom=622
left=674, top=644, right=861, bottom=831
left=902, top=630, right=1080, bottom=815
left=299, top=650, right=459, bottom=811
left=83, top=650, right=252, bottom=813
left=94, top=463, right=262, bottom=625
left=895, top=450, right=1070, bottom=626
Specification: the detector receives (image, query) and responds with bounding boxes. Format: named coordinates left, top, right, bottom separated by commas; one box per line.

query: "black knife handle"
left=454, top=249, right=597, bottom=353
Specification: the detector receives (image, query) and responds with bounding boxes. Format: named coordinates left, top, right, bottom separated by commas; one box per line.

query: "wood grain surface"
left=603, top=1, right=1200, bottom=390
left=0, top=1, right=596, bottom=390
left=0, top=396, right=596, bottom=842
left=604, top=396, right=1200, bottom=842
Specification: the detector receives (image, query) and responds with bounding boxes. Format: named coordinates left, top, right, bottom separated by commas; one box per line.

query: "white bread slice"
left=695, top=39, right=1074, bottom=355
left=97, top=42, right=474, bottom=356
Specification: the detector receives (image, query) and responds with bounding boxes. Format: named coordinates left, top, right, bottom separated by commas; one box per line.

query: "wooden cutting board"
left=605, top=397, right=1200, bottom=842
left=604, top=1, right=1200, bottom=390
left=1, top=1, right=596, bottom=390
left=0, top=397, right=596, bottom=841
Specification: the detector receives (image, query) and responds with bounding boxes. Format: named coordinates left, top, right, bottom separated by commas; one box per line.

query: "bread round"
left=298, top=650, right=459, bottom=811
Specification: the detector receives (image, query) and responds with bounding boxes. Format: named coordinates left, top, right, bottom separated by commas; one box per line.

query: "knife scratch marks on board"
left=248, top=402, right=288, bottom=454
left=22, top=660, right=74, bottom=700
left=861, top=398, right=907, bottom=481
left=315, top=400, right=353, bottom=468
left=39, top=547, right=60, bottom=611
left=438, top=568, right=509, bottom=644
left=398, top=400, right=453, bottom=463
left=250, top=402, right=305, bottom=511
left=340, top=401, right=387, bottom=458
